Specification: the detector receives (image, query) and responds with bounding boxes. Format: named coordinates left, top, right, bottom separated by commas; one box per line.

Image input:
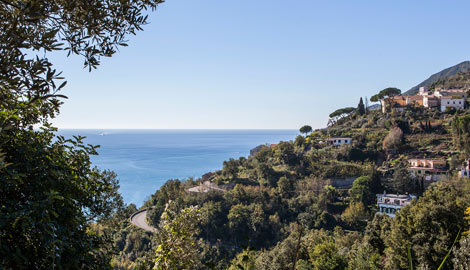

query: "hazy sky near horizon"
left=52, top=0, right=470, bottom=129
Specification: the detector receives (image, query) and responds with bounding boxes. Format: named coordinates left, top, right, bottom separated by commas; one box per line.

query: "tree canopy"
left=452, top=114, right=470, bottom=156
left=385, top=182, right=468, bottom=269
left=328, top=107, right=356, bottom=123
left=1, top=0, right=164, bottom=127
left=300, top=125, right=313, bottom=136
left=0, top=127, right=124, bottom=269
left=329, top=107, right=356, bottom=119
left=0, top=0, right=164, bottom=268
left=154, top=202, right=203, bottom=270
left=357, top=97, right=365, bottom=115
left=370, top=87, right=401, bottom=105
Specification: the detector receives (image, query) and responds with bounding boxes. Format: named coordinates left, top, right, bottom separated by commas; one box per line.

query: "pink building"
left=408, top=159, right=448, bottom=181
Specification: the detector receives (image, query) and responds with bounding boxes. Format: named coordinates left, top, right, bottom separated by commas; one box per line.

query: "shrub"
left=341, top=202, right=367, bottom=226
left=382, top=127, right=403, bottom=151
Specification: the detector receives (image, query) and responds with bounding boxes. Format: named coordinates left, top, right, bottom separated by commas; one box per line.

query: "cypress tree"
left=358, top=97, right=366, bottom=115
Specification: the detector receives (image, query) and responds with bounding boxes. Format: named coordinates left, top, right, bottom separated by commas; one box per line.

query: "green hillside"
left=103, top=92, right=470, bottom=269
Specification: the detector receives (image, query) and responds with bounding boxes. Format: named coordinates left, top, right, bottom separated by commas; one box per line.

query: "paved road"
left=130, top=210, right=156, bottom=232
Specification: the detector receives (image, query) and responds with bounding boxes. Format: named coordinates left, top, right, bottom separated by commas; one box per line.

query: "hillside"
left=103, top=93, right=470, bottom=269
left=404, top=60, right=470, bottom=95
left=429, top=70, right=470, bottom=90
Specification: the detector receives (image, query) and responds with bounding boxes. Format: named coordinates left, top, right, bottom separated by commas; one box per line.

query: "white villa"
left=440, top=95, right=466, bottom=111
left=326, top=137, right=352, bottom=146
left=377, top=193, right=417, bottom=217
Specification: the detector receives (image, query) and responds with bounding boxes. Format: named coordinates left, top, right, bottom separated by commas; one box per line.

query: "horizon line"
left=57, top=128, right=300, bottom=131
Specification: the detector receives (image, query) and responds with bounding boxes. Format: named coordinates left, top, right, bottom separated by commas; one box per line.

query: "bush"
left=446, top=107, right=457, bottom=114
left=341, top=202, right=367, bottom=226
left=453, top=235, right=470, bottom=269
left=309, top=240, right=347, bottom=270
left=382, top=127, right=403, bottom=151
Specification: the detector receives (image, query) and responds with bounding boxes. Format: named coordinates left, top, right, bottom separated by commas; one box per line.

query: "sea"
left=58, top=129, right=298, bottom=206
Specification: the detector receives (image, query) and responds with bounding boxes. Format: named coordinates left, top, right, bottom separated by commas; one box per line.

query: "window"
left=345, top=140, right=348, bottom=143
left=459, top=101, right=462, bottom=104
left=454, top=101, right=456, bottom=104
left=338, top=139, right=341, bottom=143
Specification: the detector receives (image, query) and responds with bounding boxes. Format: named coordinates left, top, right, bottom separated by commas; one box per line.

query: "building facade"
left=458, top=159, right=470, bottom=178
left=423, top=95, right=439, bottom=109
left=440, top=96, right=466, bottom=112
left=380, top=87, right=468, bottom=113
left=376, top=193, right=417, bottom=217
left=408, top=158, right=448, bottom=181
left=418, top=86, right=433, bottom=96
left=326, top=137, right=352, bottom=146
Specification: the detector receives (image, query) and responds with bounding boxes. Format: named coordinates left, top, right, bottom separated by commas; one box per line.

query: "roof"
left=377, top=193, right=417, bottom=199
left=407, top=95, right=423, bottom=101
left=441, top=95, right=465, bottom=99
left=440, top=89, right=467, bottom=93
left=408, top=158, right=446, bottom=162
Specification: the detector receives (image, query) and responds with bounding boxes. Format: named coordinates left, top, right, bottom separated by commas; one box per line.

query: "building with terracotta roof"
left=408, top=158, right=448, bottom=181
left=381, top=95, right=424, bottom=113
left=381, top=96, right=407, bottom=113
left=381, top=88, right=468, bottom=113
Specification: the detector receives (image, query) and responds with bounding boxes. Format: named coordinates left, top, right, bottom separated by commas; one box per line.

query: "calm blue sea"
left=58, top=129, right=298, bottom=206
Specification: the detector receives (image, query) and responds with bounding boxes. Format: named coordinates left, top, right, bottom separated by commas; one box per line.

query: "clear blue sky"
left=51, top=0, right=470, bottom=129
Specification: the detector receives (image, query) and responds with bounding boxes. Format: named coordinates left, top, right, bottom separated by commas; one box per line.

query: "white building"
left=434, top=88, right=468, bottom=98
left=440, top=96, right=466, bottom=112
left=376, top=193, right=417, bottom=217
left=418, top=86, right=433, bottom=96
left=326, top=137, right=352, bottom=146
left=458, top=160, right=470, bottom=178
left=423, top=95, right=439, bottom=109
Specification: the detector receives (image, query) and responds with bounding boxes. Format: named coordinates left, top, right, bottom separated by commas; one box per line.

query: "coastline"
left=58, top=129, right=298, bottom=206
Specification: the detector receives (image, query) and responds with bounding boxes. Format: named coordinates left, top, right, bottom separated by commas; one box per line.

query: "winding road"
left=130, top=209, right=156, bottom=232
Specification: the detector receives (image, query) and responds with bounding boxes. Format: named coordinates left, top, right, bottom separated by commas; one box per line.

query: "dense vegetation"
left=0, top=0, right=163, bottom=269
left=429, top=70, right=470, bottom=91
left=103, top=98, right=470, bottom=269
left=1, top=1, right=470, bottom=269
